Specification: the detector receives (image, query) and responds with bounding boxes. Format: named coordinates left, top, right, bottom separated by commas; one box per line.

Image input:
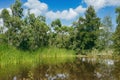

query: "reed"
left=0, top=44, right=75, bottom=67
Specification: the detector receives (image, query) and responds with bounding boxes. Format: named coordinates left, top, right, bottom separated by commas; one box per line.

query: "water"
left=0, top=57, right=120, bottom=80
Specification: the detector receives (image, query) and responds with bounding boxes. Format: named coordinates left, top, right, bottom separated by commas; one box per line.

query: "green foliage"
left=0, top=27, right=4, bottom=34
left=113, top=7, right=120, bottom=55
left=0, top=0, right=117, bottom=56
left=1, top=0, right=23, bottom=46
left=51, top=19, right=62, bottom=28
left=97, top=16, right=113, bottom=50
left=1, top=0, right=49, bottom=51
left=50, top=19, right=74, bottom=48
left=0, top=9, right=10, bottom=27
left=18, top=13, right=49, bottom=50
left=11, top=0, right=23, bottom=18
left=71, top=6, right=101, bottom=54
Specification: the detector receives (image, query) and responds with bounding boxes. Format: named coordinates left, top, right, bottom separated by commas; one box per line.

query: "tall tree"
left=9, top=0, right=23, bottom=46
left=113, top=7, right=120, bottom=54
left=11, top=0, right=23, bottom=18
left=0, top=9, right=11, bottom=43
left=50, top=19, right=62, bottom=47
left=75, top=6, right=101, bottom=54
left=0, top=9, right=10, bottom=28
left=97, top=16, right=112, bottom=50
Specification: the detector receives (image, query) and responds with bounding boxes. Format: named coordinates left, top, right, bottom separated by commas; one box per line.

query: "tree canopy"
left=0, top=0, right=118, bottom=55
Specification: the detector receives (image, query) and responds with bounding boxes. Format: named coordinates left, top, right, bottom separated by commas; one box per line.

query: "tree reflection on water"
left=0, top=57, right=120, bottom=80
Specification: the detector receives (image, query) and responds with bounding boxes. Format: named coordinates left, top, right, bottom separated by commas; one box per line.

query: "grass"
left=1, top=42, right=119, bottom=67
left=0, top=43, right=75, bottom=67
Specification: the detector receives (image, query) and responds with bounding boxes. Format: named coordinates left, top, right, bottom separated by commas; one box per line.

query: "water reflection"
left=0, top=57, right=120, bottom=80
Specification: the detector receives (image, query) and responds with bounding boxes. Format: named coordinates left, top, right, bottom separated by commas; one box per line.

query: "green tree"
left=0, top=9, right=11, bottom=43
left=9, top=0, right=23, bottom=46
left=75, top=6, right=101, bottom=54
left=97, top=16, right=112, bottom=50
left=11, top=0, right=23, bottom=18
left=51, top=19, right=62, bottom=28
left=19, top=13, right=49, bottom=50
left=0, top=27, right=3, bottom=34
left=1, top=0, right=23, bottom=46
left=0, top=9, right=10, bottom=28
left=113, top=7, right=120, bottom=54
left=50, top=19, right=62, bottom=47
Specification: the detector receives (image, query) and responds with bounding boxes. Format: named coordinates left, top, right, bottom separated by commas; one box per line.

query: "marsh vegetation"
left=0, top=0, right=120, bottom=80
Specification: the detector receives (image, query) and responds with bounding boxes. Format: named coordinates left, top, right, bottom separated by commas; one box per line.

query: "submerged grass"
left=0, top=43, right=75, bottom=67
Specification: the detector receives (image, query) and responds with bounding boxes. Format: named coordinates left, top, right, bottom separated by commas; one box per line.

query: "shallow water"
left=0, top=57, right=120, bottom=80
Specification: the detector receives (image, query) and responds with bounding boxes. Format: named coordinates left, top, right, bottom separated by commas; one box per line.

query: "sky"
left=0, top=0, right=120, bottom=29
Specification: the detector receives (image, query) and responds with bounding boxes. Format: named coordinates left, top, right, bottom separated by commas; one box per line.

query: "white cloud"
left=46, top=9, right=77, bottom=20
left=0, top=9, right=2, bottom=14
left=0, top=19, right=3, bottom=27
left=84, top=0, right=120, bottom=10
left=106, top=0, right=120, bottom=6
left=24, top=0, right=86, bottom=20
left=24, top=0, right=48, bottom=16
left=75, top=5, right=87, bottom=13
left=46, top=5, right=86, bottom=20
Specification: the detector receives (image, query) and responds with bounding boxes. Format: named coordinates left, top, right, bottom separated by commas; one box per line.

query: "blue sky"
left=40, top=0, right=84, bottom=11
left=0, top=0, right=119, bottom=29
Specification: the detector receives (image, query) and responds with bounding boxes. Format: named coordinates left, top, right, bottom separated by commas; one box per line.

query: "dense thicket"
left=0, top=0, right=115, bottom=54
left=113, top=7, right=120, bottom=55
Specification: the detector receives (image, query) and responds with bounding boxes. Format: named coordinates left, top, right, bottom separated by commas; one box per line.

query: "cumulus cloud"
left=75, top=5, right=87, bottom=13
left=24, top=0, right=48, bottom=16
left=46, top=9, right=77, bottom=20
left=84, top=0, right=120, bottom=10
left=24, top=0, right=86, bottom=20
left=46, top=5, right=86, bottom=20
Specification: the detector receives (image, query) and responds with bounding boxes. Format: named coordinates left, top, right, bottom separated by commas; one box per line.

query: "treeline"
left=0, top=0, right=120, bottom=54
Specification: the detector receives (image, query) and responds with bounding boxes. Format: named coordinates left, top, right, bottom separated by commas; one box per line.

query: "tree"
left=0, top=27, right=3, bottom=34
left=0, top=9, right=11, bottom=43
left=19, top=13, right=49, bottom=50
left=7, top=0, right=23, bottom=46
left=1, top=0, right=23, bottom=46
left=11, top=0, right=23, bottom=18
left=84, top=6, right=100, bottom=50
left=97, top=16, right=112, bottom=50
left=113, top=7, right=120, bottom=54
left=51, top=19, right=62, bottom=28
left=50, top=19, right=62, bottom=47
left=0, top=9, right=11, bottom=28
left=75, top=6, right=101, bottom=54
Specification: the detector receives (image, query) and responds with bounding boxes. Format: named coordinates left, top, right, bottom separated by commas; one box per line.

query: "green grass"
left=0, top=43, right=75, bottom=67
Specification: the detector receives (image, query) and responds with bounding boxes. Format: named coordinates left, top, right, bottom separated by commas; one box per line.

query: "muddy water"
left=0, top=57, right=120, bottom=80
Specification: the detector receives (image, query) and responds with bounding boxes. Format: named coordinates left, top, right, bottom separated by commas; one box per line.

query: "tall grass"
left=0, top=43, right=75, bottom=67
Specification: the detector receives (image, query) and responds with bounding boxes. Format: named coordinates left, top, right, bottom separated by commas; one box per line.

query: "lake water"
left=0, top=57, right=120, bottom=80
